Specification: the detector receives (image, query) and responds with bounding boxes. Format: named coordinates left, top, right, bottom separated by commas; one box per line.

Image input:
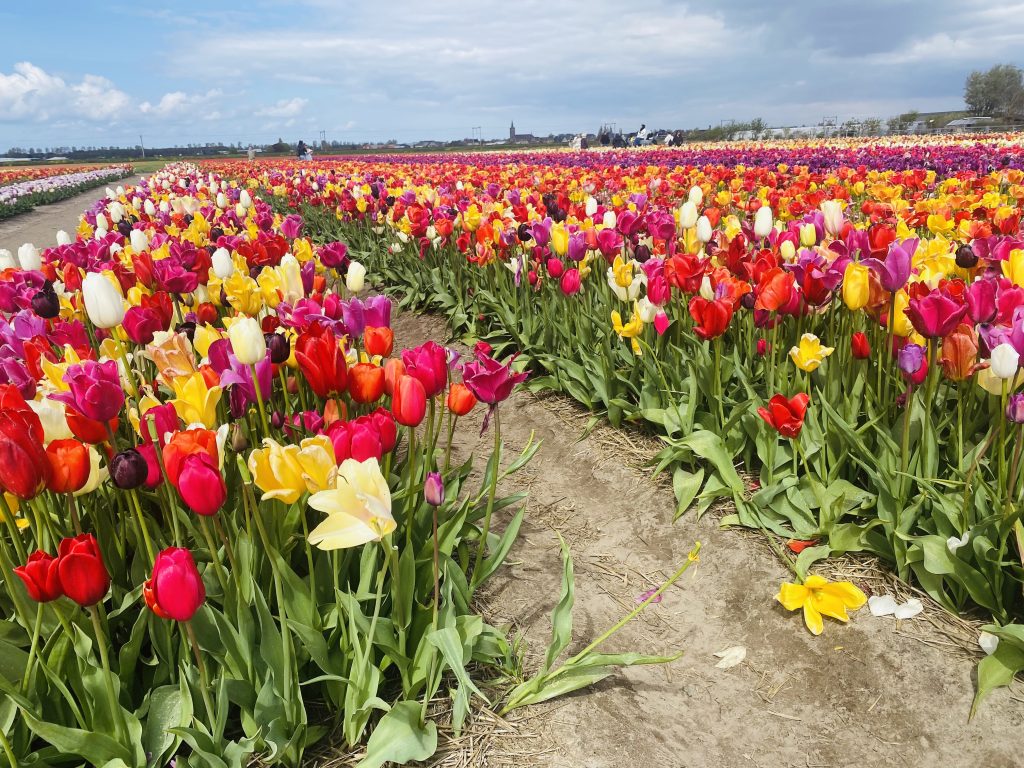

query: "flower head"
left=777, top=575, right=866, bottom=635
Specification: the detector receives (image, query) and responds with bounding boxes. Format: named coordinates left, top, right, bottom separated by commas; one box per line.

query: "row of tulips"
left=0, top=166, right=133, bottom=220
left=0, top=165, right=689, bottom=767
left=232, top=136, right=1024, bottom=708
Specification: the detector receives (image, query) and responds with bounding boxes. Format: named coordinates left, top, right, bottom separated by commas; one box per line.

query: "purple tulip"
left=966, top=278, right=998, bottom=324
left=280, top=214, right=304, bottom=239
left=863, top=238, right=917, bottom=292
left=424, top=472, right=444, bottom=507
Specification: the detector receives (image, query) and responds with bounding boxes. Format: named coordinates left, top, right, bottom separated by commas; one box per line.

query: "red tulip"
left=14, top=550, right=63, bottom=602
left=757, top=393, right=810, bottom=439
left=363, top=326, right=394, bottom=357
left=65, top=407, right=119, bottom=445
left=45, top=439, right=90, bottom=494
left=295, top=322, right=348, bottom=399
left=754, top=267, right=795, bottom=312
left=0, top=408, right=51, bottom=499
left=392, top=375, right=427, bottom=427
left=145, top=548, right=206, bottom=621
left=851, top=332, right=871, bottom=360
left=447, top=383, right=477, bottom=416
left=175, top=452, right=226, bottom=517
left=687, top=296, right=734, bottom=340
left=348, top=363, right=385, bottom=404
left=327, top=417, right=383, bottom=462
left=57, top=534, right=110, bottom=607
left=369, top=407, right=397, bottom=453
left=383, top=358, right=406, bottom=396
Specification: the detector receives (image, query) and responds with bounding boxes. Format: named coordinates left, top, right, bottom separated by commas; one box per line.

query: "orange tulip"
left=348, top=363, right=385, bottom=404
left=45, top=439, right=91, bottom=494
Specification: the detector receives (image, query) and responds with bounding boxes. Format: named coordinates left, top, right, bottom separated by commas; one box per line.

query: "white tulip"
left=116, top=186, right=124, bottom=197
left=228, top=317, right=266, bottom=365
left=212, top=248, right=234, bottom=279
left=688, top=186, right=703, bottom=206
left=17, top=243, right=40, bottom=271
left=636, top=296, right=657, bottom=323
left=240, top=189, right=252, bottom=209
left=346, top=261, right=367, bottom=293
left=144, top=199, right=156, bottom=216
left=585, top=196, right=598, bottom=217
left=678, top=201, right=698, bottom=229
left=602, top=210, right=617, bottom=229
left=991, top=343, right=1020, bottom=379
left=130, top=229, right=149, bottom=253
left=82, top=272, right=125, bottom=329
left=821, top=200, right=844, bottom=236
left=132, top=197, right=142, bottom=211
left=159, top=201, right=170, bottom=214
left=696, top=215, right=713, bottom=243
left=56, top=230, right=73, bottom=246
left=279, top=254, right=304, bottom=303
left=235, top=203, right=246, bottom=218
left=216, top=192, right=227, bottom=209
left=105, top=187, right=115, bottom=199
left=799, top=223, right=817, bottom=247
left=753, top=206, right=774, bottom=239
left=0, top=250, right=15, bottom=270
left=699, top=275, right=715, bottom=301
left=29, top=399, right=73, bottom=441
left=109, top=202, right=124, bottom=223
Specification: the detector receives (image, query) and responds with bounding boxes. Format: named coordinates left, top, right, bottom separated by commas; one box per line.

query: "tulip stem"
left=0, top=725, right=18, bottom=768
left=20, top=603, right=43, bottom=694
left=113, top=335, right=140, bottom=403
left=184, top=619, right=218, bottom=729
left=250, top=364, right=271, bottom=438
left=471, top=408, right=501, bottom=589
left=198, top=518, right=231, bottom=597
left=88, top=606, right=128, bottom=743
left=0, top=496, right=28, bottom=564
left=127, top=489, right=157, bottom=565
left=67, top=494, right=82, bottom=535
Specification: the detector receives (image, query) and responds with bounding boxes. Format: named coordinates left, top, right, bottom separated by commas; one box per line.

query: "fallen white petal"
left=979, top=632, right=1000, bottom=656
left=946, top=533, right=970, bottom=554
left=713, top=646, right=746, bottom=669
left=893, top=598, right=923, bottom=620
left=868, top=595, right=898, bottom=617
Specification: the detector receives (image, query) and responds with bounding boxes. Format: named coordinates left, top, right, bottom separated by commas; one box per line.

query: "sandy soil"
left=392, top=312, right=1024, bottom=768
left=7, top=192, right=1022, bottom=768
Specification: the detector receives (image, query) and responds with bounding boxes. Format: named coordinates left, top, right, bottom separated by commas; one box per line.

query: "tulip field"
left=0, top=134, right=1022, bottom=765
left=0, top=165, right=133, bottom=220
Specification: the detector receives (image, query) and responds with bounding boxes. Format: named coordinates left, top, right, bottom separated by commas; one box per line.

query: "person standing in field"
left=247, top=145, right=256, bottom=161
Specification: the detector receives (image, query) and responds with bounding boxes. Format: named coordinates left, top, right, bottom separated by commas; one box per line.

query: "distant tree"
left=749, top=117, right=766, bottom=139
left=862, top=118, right=883, bottom=135
left=269, top=137, right=291, bottom=153
left=965, top=64, right=1024, bottom=117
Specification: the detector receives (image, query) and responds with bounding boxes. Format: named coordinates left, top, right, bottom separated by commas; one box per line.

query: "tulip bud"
left=585, top=196, right=598, bottom=216
left=779, top=240, right=796, bottom=262
left=57, top=533, right=110, bottom=607
left=447, top=382, right=477, bottom=416
left=18, top=243, right=41, bottom=272
left=239, top=189, right=252, bottom=208
left=699, top=276, right=715, bottom=301
left=634, top=244, right=651, bottom=263
left=230, top=422, right=249, bottom=453
left=228, top=317, right=267, bottom=365
left=81, top=273, right=125, bottom=329
left=424, top=472, right=444, bottom=507
left=799, top=223, right=817, bottom=247
left=756, top=338, right=769, bottom=357
left=392, top=375, right=427, bottom=427
left=346, top=261, right=366, bottom=292
left=129, top=229, right=149, bottom=253
left=753, top=206, right=773, bottom=239
left=1007, top=393, right=1024, bottom=424
left=146, top=547, right=206, bottom=621
left=955, top=245, right=979, bottom=270
left=696, top=215, right=713, bottom=243
left=678, top=201, right=698, bottom=229
left=602, top=210, right=616, bottom=229
left=211, top=247, right=234, bottom=280
left=264, top=332, right=290, bottom=364
left=216, top=192, right=227, bottom=209
left=991, top=343, right=1020, bottom=379
left=688, top=186, right=703, bottom=206
left=56, top=230, right=73, bottom=246
left=144, top=199, right=156, bottom=216
left=820, top=200, right=844, bottom=236
left=851, top=332, right=872, bottom=360
left=31, top=284, right=60, bottom=319
left=109, top=449, right=149, bottom=489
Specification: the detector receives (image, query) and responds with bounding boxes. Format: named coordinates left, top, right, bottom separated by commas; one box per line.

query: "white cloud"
left=255, top=97, right=309, bottom=118
left=0, top=62, right=131, bottom=122
left=139, top=89, right=223, bottom=117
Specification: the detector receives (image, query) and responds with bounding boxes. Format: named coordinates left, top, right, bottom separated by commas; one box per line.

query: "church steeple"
left=509, top=121, right=516, bottom=141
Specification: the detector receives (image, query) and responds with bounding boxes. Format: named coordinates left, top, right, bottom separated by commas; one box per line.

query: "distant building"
left=509, top=121, right=538, bottom=144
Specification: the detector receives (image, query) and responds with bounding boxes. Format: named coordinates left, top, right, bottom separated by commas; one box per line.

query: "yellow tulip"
left=223, top=272, right=263, bottom=316
left=842, top=262, right=870, bottom=311
left=307, top=458, right=396, bottom=550
left=611, top=255, right=634, bottom=288
left=1003, top=249, right=1024, bottom=288
left=611, top=308, right=644, bottom=356
left=789, top=333, right=834, bottom=372
left=891, top=289, right=913, bottom=337
left=777, top=575, right=866, bottom=635
left=192, top=324, right=224, bottom=360
left=550, top=224, right=568, bottom=256
left=170, top=372, right=223, bottom=428
left=248, top=436, right=336, bottom=504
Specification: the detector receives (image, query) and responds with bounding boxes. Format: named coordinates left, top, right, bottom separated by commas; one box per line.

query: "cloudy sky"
left=1, top=0, right=1022, bottom=149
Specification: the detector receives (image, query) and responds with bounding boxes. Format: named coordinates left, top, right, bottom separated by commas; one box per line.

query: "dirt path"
left=0, top=181, right=143, bottom=254
left=393, top=312, right=1024, bottom=768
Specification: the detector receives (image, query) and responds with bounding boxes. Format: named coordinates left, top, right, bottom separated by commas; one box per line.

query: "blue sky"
left=1, top=0, right=1023, bottom=149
